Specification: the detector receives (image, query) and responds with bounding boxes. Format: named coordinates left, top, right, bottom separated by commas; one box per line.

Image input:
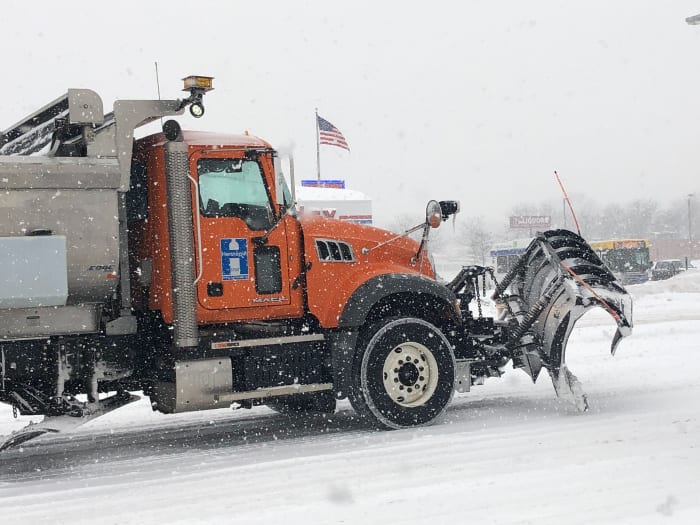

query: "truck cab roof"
left=139, top=130, right=273, bottom=150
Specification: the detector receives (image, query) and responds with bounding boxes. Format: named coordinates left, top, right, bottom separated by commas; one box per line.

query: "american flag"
left=317, top=115, right=350, bottom=151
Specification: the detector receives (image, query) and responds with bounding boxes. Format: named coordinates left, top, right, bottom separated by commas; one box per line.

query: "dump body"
left=0, top=157, right=121, bottom=305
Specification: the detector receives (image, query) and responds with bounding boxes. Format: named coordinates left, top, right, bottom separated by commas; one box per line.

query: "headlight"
left=189, top=101, right=205, bottom=118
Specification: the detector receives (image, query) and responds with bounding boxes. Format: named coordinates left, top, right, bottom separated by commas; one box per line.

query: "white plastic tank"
left=0, top=235, right=68, bottom=308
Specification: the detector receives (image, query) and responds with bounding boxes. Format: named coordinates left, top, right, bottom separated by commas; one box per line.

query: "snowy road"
left=1, top=273, right=699, bottom=524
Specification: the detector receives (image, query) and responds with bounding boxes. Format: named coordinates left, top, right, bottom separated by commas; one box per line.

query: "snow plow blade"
left=492, top=229, right=633, bottom=410
left=0, top=392, right=139, bottom=452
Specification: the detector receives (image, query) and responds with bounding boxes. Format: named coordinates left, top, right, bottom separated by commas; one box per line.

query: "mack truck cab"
left=0, top=77, right=633, bottom=450
left=127, top=123, right=459, bottom=421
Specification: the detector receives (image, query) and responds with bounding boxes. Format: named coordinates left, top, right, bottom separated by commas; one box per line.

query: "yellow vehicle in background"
left=589, top=239, right=652, bottom=285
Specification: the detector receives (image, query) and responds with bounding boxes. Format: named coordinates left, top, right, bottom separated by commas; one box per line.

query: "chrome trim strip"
left=210, top=333, right=325, bottom=350
left=215, top=382, right=333, bottom=402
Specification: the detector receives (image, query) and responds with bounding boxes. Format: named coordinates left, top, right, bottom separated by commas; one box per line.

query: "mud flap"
left=0, top=392, right=139, bottom=452
left=494, top=229, right=633, bottom=410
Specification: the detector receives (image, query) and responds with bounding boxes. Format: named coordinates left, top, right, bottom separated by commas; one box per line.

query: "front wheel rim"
left=381, top=341, right=439, bottom=407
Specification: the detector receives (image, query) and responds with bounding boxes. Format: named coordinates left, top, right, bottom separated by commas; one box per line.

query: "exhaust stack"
left=164, top=133, right=199, bottom=349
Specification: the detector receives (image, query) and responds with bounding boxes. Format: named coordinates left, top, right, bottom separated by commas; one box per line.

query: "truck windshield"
left=198, top=158, right=273, bottom=229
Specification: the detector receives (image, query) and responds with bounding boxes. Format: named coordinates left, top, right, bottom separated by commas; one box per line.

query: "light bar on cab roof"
left=182, top=75, right=214, bottom=92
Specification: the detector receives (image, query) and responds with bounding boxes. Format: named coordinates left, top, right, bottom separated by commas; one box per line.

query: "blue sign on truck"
left=220, top=238, right=249, bottom=281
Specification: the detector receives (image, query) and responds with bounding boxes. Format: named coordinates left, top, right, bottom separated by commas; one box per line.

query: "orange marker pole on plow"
left=559, top=261, right=621, bottom=323
left=555, top=170, right=581, bottom=236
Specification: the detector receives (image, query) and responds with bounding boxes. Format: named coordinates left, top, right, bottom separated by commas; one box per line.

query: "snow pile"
left=629, top=267, right=700, bottom=297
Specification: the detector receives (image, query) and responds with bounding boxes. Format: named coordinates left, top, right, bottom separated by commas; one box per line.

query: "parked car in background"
left=670, top=259, right=686, bottom=273
left=650, top=260, right=682, bottom=281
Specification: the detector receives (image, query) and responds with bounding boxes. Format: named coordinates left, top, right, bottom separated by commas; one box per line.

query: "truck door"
left=193, top=152, right=302, bottom=321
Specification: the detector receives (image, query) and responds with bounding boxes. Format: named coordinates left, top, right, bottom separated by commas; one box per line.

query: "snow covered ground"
left=1, top=270, right=699, bottom=524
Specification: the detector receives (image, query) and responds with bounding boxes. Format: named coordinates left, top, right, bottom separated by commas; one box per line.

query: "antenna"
left=155, top=61, right=163, bottom=126
left=554, top=170, right=581, bottom=236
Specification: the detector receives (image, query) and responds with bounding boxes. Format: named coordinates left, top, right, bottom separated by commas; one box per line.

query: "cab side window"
left=198, top=158, right=273, bottom=230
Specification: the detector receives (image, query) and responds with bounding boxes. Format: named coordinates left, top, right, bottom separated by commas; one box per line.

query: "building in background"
left=489, top=238, right=533, bottom=282
left=296, top=179, right=372, bottom=225
left=648, top=238, right=700, bottom=265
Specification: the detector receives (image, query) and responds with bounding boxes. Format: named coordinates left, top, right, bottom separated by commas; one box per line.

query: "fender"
left=338, top=273, right=458, bottom=328
left=330, top=273, right=459, bottom=399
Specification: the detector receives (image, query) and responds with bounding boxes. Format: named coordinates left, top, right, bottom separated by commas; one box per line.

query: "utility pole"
left=315, top=108, right=321, bottom=182
left=689, top=193, right=695, bottom=259
left=684, top=14, right=699, bottom=258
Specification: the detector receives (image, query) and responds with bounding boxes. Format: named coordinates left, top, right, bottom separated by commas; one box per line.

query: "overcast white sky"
left=2, top=1, right=700, bottom=227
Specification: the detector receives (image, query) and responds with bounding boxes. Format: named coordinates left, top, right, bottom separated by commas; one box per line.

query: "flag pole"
left=315, top=108, right=321, bottom=181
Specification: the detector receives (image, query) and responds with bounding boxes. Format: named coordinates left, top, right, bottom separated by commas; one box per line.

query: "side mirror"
left=426, top=200, right=442, bottom=228
left=439, top=200, right=460, bottom=221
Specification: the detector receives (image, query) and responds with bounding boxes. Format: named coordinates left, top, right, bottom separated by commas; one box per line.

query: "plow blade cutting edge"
left=492, top=229, right=633, bottom=411
left=0, top=392, right=140, bottom=452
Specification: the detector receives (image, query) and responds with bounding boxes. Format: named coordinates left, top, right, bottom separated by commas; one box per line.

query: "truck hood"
left=299, top=215, right=434, bottom=278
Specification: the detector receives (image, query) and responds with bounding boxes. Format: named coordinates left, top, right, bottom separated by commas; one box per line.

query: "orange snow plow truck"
left=0, top=77, right=632, bottom=450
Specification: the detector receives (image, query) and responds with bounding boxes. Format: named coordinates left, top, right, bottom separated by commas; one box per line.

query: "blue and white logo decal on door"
left=221, top=238, right=249, bottom=281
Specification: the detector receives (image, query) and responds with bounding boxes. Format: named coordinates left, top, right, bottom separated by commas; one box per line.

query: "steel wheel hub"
left=382, top=341, right=439, bottom=407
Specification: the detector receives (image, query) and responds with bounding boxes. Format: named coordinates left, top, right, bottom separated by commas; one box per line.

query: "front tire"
left=349, top=317, right=455, bottom=429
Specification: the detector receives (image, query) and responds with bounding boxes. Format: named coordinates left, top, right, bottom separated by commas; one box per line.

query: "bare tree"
left=460, top=216, right=494, bottom=265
